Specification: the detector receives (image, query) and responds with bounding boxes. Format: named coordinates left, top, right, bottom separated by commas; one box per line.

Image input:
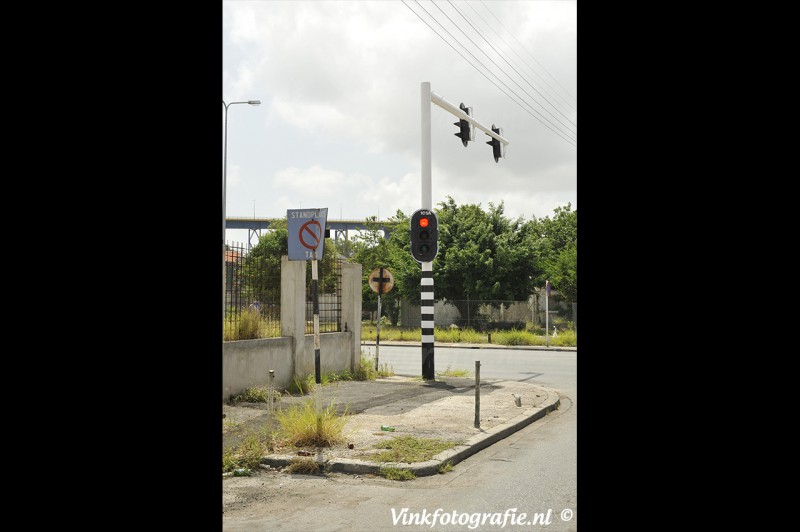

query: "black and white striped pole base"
left=421, top=263, right=435, bottom=380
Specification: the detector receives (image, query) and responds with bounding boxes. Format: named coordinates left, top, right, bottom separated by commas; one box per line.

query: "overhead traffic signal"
left=453, top=103, right=472, bottom=147
left=486, top=124, right=504, bottom=163
left=410, top=209, right=439, bottom=263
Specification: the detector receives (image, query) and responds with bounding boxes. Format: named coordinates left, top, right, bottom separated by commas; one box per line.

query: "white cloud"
left=223, top=0, right=577, bottom=229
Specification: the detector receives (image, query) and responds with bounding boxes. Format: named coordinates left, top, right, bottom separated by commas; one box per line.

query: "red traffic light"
left=419, top=217, right=429, bottom=228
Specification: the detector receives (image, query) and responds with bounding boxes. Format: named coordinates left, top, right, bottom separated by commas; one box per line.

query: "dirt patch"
left=252, top=377, right=554, bottom=462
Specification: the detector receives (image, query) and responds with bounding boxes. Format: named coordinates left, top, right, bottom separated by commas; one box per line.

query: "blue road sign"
left=287, top=208, right=328, bottom=261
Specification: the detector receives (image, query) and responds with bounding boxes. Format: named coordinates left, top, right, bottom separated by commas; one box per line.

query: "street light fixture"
left=223, top=99, right=261, bottom=325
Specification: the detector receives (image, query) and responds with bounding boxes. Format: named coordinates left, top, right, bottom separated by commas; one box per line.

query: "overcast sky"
left=223, top=0, right=576, bottom=246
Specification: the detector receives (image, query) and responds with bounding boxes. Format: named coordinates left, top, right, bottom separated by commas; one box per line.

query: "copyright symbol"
left=560, top=509, right=574, bottom=521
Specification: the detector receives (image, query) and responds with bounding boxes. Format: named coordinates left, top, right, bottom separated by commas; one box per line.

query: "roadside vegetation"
left=361, top=323, right=577, bottom=347
left=367, top=435, right=460, bottom=464
left=381, top=467, right=416, bottom=481
left=223, top=428, right=274, bottom=473
left=224, top=352, right=393, bottom=473
left=226, top=202, right=576, bottom=344
left=274, top=399, right=349, bottom=448
left=437, top=366, right=471, bottom=378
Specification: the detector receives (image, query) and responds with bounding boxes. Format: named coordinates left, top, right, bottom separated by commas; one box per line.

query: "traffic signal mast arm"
left=431, top=91, right=510, bottom=147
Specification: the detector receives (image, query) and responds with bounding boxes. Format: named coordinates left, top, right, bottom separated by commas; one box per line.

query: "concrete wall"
left=303, top=332, right=355, bottom=376
left=223, top=256, right=362, bottom=400
left=223, top=337, right=294, bottom=400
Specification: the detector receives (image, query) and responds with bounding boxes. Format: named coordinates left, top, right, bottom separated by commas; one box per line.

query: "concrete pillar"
left=341, top=261, right=363, bottom=372
left=281, top=256, right=309, bottom=378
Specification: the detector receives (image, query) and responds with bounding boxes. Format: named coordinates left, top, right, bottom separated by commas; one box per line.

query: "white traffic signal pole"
left=420, top=82, right=435, bottom=379
left=420, top=82, right=511, bottom=380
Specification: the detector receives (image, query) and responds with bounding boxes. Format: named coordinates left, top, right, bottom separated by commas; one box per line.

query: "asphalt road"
left=223, top=345, right=577, bottom=531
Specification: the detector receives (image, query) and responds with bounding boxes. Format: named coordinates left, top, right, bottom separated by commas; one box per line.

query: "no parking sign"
left=287, top=208, right=328, bottom=261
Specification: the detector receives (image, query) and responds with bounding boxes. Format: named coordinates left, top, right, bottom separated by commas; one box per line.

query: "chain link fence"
left=396, top=296, right=575, bottom=332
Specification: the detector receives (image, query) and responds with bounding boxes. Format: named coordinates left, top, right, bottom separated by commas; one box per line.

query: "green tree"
left=434, top=197, right=535, bottom=327
left=545, top=240, right=577, bottom=304
left=523, top=203, right=577, bottom=304
left=348, top=213, right=413, bottom=325
left=244, top=217, right=339, bottom=307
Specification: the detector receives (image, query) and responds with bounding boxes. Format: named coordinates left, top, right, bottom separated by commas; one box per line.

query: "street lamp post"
left=223, top=99, right=261, bottom=326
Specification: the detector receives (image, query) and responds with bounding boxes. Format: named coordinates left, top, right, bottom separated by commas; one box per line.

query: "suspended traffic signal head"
left=410, top=208, right=439, bottom=263
left=486, top=124, right=504, bottom=163
left=453, top=103, right=472, bottom=147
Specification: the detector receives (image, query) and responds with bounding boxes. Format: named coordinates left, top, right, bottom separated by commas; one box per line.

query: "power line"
left=479, top=0, right=577, bottom=110
left=431, top=1, right=575, bottom=140
left=467, top=0, right=577, bottom=116
left=402, top=0, right=576, bottom=147
left=447, top=0, right=576, bottom=133
left=458, top=0, right=577, bottom=122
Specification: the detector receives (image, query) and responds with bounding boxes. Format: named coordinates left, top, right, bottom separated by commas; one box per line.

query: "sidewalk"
left=223, top=374, right=560, bottom=477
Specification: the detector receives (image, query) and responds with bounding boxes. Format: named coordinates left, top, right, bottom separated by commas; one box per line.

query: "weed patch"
left=369, top=435, right=459, bottom=463
left=381, top=467, right=416, bottom=480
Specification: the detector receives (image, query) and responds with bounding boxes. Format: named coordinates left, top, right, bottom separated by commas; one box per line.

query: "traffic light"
left=453, top=103, right=472, bottom=147
left=486, top=124, right=503, bottom=163
left=410, top=209, right=439, bottom=263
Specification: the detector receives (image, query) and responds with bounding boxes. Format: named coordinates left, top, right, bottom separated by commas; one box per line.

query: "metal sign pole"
left=376, top=267, right=383, bottom=371
left=545, top=280, right=550, bottom=348
left=312, top=249, right=323, bottom=464
left=313, top=250, right=321, bottom=384
left=375, top=294, right=381, bottom=371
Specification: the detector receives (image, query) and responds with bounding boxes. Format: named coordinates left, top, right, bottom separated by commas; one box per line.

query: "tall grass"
left=361, top=323, right=576, bottom=346
left=492, top=329, right=545, bottom=346
left=233, top=385, right=282, bottom=404
left=274, top=398, right=349, bottom=448
left=224, top=308, right=279, bottom=341
left=434, top=327, right=487, bottom=344
left=222, top=428, right=273, bottom=473
left=550, top=329, right=577, bottom=347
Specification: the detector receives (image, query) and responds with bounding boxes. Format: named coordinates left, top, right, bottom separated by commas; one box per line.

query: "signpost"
left=369, top=267, right=394, bottom=370
left=288, top=207, right=328, bottom=465
left=287, top=208, right=328, bottom=383
left=545, top=280, right=551, bottom=348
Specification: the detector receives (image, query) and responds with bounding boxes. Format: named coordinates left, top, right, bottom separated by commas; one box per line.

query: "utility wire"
left=467, top=0, right=577, bottom=115
left=431, top=1, right=575, bottom=140
left=402, top=0, right=576, bottom=147
left=480, top=0, right=577, bottom=109
left=447, top=0, right=576, bottom=133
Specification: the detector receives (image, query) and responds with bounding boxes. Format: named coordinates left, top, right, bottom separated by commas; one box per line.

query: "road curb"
left=260, top=392, right=560, bottom=477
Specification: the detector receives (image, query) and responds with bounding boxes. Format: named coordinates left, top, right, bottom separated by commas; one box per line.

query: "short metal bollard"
left=268, top=370, right=275, bottom=415
left=474, top=360, right=481, bottom=428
